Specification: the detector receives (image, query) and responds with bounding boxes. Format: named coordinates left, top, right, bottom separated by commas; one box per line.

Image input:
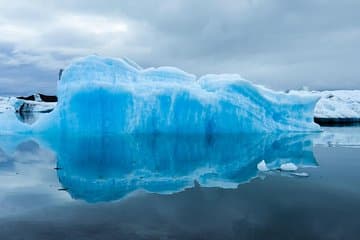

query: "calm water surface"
left=0, top=127, right=359, bottom=239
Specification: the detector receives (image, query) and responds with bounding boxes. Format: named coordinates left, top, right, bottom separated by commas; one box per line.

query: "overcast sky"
left=0, top=0, right=359, bottom=95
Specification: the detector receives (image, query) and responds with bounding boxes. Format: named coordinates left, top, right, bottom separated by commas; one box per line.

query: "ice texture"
left=42, top=55, right=319, bottom=135
left=1, top=55, right=321, bottom=134
left=0, top=112, right=31, bottom=134
left=0, top=97, right=15, bottom=113
left=0, top=96, right=56, bottom=114
left=280, top=163, right=298, bottom=171
left=315, top=90, right=360, bottom=119
left=291, top=90, right=360, bottom=119
left=257, top=160, right=269, bottom=172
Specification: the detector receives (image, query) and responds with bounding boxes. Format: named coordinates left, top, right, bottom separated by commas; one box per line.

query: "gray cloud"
left=0, top=0, right=359, bottom=95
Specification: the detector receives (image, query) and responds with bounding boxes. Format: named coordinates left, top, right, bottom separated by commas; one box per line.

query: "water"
left=0, top=127, right=359, bottom=239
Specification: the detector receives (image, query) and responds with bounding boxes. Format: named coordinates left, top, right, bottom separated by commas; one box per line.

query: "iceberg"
left=315, top=90, right=360, bottom=120
left=1, top=55, right=320, bottom=134
left=0, top=97, right=16, bottom=113
left=290, top=90, right=360, bottom=125
left=280, top=163, right=298, bottom=171
left=0, top=95, right=56, bottom=114
left=257, top=160, right=269, bottom=172
left=0, top=95, right=56, bottom=125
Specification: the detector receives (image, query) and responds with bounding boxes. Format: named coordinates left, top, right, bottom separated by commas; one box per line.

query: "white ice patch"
left=291, top=90, right=360, bottom=119
left=0, top=96, right=56, bottom=114
left=257, top=160, right=269, bottom=172
left=291, top=172, right=309, bottom=177
left=280, top=163, right=298, bottom=171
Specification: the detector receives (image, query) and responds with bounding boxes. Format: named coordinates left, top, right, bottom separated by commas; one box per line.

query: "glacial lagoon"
left=0, top=126, right=359, bottom=239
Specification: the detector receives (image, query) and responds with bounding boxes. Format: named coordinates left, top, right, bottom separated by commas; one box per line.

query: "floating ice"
left=280, top=163, right=298, bottom=171
left=1, top=55, right=321, bottom=135
left=0, top=96, right=55, bottom=114
left=0, top=112, right=31, bottom=135
left=291, top=172, right=309, bottom=177
left=290, top=90, right=360, bottom=124
left=0, top=97, right=17, bottom=113
left=257, top=160, right=269, bottom=172
left=314, top=90, right=360, bottom=119
left=49, top=56, right=321, bottom=134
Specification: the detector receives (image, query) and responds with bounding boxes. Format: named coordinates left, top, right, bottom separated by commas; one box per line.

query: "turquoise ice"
left=1, top=55, right=320, bottom=135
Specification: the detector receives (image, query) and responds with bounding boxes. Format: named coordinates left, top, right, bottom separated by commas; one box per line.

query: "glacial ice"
left=290, top=90, right=360, bottom=122
left=1, top=55, right=321, bottom=134
left=46, top=56, right=321, bottom=134
left=257, top=160, right=269, bottom=172
left=280, top=163, right=298, bottom=171
left=313, top=90, right=360, bottom=119
left=0, top=96, right=56, bottom=114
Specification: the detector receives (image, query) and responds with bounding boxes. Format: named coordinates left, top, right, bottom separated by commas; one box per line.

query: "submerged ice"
left=2, top=55, right=320, bottom=134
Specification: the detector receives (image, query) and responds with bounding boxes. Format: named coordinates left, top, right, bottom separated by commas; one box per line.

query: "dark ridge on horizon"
left=17, top=94, right=57, bottom=102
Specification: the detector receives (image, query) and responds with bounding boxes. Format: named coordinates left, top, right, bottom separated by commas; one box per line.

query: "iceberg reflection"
left=54, top=134, right=318, bottom=202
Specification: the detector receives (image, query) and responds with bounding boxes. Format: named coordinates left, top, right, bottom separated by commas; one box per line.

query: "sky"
left=0, top=0, right=359, bottom=96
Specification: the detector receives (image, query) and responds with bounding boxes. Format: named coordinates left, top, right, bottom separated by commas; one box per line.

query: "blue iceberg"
left=32, top=55, right=319, bottom=135
left=0, top=55, right=320, bottom=134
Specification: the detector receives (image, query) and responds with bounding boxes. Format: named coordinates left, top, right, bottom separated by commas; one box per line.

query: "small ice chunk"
left=280, top=163, right=298, bottom=171
left=257, top=160, right=269, bottom=172
left=291, top=172, right=309, bottom=177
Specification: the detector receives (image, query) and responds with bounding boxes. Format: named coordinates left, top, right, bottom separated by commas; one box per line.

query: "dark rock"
left=17, top=95, right=35, bottom=101
left=314, top=117, right=360, bottom=126
left=39, top=94, right=57, bottom=102
left=17, top=94, right=57, bottom=102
